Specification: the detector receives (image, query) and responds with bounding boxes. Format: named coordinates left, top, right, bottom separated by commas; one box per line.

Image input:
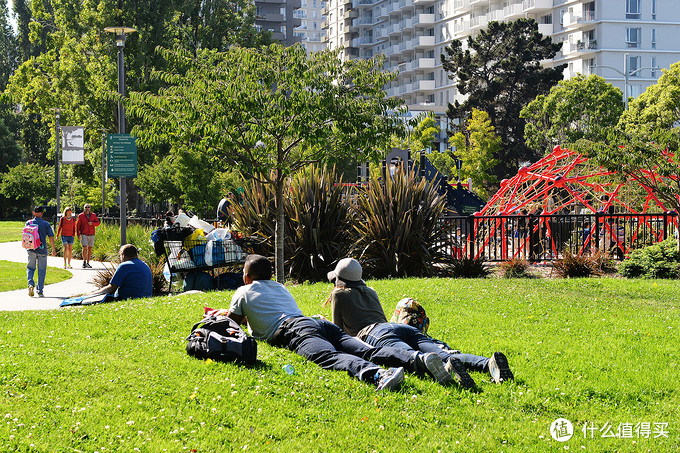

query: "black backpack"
left=186, top=315, right=257, bottom=365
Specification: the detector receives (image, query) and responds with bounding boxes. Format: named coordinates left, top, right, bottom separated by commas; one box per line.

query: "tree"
left=5, top=0, right=269, bottom=213
left=391, top=113, right=439, bottom=152
left=573, top=63, right=680, bottom=252
left=128, top=43, right=406, bottom=281
left=521, top=74, right=624, bottom=154
left=441, top=18, right=565, bottom=180
left=0, top=162, right=55, bottom=208
left=449, top=109, right=500, bottom=197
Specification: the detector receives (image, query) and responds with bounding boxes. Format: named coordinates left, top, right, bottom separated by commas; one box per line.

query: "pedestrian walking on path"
left=0, top=241, right=105, bottom=311
left=76, top=203, right=100, bottom=268
left=25, top=206, right=56, bottom=298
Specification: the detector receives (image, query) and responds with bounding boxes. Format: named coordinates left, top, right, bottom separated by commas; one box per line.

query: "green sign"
left=107, top=134, right=137, bottom=178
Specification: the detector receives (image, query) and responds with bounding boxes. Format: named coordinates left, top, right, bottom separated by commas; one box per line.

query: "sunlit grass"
left=0, top=221, right=25, bottom=243
left=0, top=278, right=678, bottom=452
left=0, top=260, right=71, bottom=291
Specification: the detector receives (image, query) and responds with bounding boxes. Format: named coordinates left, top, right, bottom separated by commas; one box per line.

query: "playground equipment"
left=467, top=146, right=678, bottom=260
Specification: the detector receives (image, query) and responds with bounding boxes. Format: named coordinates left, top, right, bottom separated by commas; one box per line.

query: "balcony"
left=414, top=35, right=435, bottom=48
left=503, top=2, right=524, bottom=20
left=414, top=0, right=436, bottom=5
left=354, top=0, right=378, bottom=8
left=522, top=0, right=552, bottom=13
left=386, top=23, right=401, bottom=36
left=470, top=15, right=488, bottom=30
left=414, top=13, right=435, bottom=27
left=563, top=10, right=596, bottom=30
left=416, top=80, right=436, bottom=92
left=453, top=0, right=471, bottom=12
left=354, top=37, right=376, bottom=47
left=414, top=57, right=436, bottom=69
left=401, top=17, right=414, bottom=31
left=344, top=10, right=359, bottom=20
left=538, top=23, right=552, bottom=37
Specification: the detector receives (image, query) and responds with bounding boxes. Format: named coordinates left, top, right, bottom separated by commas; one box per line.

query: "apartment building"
left=294, top=0, right=327, bottom=52
left=324, top=0, right=680, bottom=149
left=255, top=0, right=303, bottom=46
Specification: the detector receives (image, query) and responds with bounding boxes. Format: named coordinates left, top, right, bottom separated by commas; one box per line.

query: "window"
left=652, top=0, right=657, bottom=19
left=651, top=57, right=657, bottom=78
left=626, top=27, right=641, bottom=48
left=626, top=0, right=640, bottom=19
left=651, top=29, right=656, bottom=49
left=627, top=55, right=642, bottom=77
left=560, top=10, right=565, bottom=26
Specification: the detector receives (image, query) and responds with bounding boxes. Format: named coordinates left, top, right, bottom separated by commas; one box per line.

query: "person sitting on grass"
left=78, top=244, right=153, bottom=303
left=222, top=254, right=436, bottom=392
left=326, top=258, right=514, bottom=388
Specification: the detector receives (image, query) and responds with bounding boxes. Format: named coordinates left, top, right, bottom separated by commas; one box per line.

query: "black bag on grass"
left=186, top=315, right=257, bottom=365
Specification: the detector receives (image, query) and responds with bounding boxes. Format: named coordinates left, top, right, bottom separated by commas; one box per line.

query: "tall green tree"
left=449, top=108, right=500, bottom=197
left=441, top=18, right=565, bottom=180
left=128, top=43, right=407, bottom=282
left=521, top=74, right=624, bottom=154
left=574, top=63, right=680, bottom=251
left=5, top=0, right=268, bottom=213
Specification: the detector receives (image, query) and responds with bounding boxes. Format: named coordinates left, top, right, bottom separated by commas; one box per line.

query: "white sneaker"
left=375, top=367, right=404, bottom=391
left=420, top=353, right=453, bottom=385
left=28, top=285, right=34, bottom=297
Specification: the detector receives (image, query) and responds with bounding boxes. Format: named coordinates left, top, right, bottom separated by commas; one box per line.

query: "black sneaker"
left=418, top=353, right=453, bottom=385
left=85, top=262, right=92, bottom=268
left=375, top=367, right=404, bottom=392
left=445, top=357, right=476, bottom=389
left=488, top=352, right=514, bottom=383
left=82, top=262, right=87, bottom=268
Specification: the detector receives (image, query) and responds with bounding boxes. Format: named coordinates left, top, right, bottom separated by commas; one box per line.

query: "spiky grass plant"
left=552, top=250, right=603, bottom=278
left=350, top=168, right=452, bottom=279
left=498, top=257, right=533, bottom=278
left=286, top=165, right=351, bottom=282
left=449, top=257, right=491, bottom=278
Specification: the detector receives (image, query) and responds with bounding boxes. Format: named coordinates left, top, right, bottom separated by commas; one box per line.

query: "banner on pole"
left=61, top=126, right=85, bottom=164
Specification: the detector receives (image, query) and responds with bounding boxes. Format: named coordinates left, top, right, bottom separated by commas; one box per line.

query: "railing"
left=439, top=212, right=678, bottom=263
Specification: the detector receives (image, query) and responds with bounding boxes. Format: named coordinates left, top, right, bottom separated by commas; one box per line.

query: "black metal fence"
left=440, top=212, right=678, bottom=263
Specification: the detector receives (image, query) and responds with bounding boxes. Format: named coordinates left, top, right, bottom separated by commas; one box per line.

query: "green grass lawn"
left=0, top=278, right=678, bottom=452
left=0, top=220, right=25, bottom=243
left=0, top=260, right=72, bottom=291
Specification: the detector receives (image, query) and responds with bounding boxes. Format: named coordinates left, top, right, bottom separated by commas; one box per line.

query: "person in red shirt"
left=56, top=207, right=77, bottom=268
left=76, top=204, right=100, bottom=268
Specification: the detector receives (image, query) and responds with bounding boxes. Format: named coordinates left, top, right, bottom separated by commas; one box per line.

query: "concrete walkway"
left=0, top=241, right=108, bottom=311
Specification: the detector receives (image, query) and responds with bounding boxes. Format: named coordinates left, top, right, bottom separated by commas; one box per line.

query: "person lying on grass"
left=325, top=258, right=514, bottom=388
left=223, top=254, right=431, bottom=392
left=75, top=244, right=153, bottom=303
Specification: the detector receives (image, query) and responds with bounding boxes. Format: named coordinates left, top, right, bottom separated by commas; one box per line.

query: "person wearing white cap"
left=224, top=254, right=432, bottom=392
left=327, top=258, right=514, bottom=386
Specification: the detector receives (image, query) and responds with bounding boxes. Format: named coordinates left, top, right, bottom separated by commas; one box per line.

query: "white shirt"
left=229, top=280, right=303, bottom=341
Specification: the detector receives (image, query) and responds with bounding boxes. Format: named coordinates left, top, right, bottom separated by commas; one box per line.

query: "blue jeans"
left=272, top=316, right=417, bottom=381
left=27, top=251, right=48, bottom=293
left=364, top=323, right=490, bottom=373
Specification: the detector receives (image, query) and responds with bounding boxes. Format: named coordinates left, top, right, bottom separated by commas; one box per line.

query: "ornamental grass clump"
left=498, top=257, right=533, bottom=278
left=552, top=250, right=603, bottom=278
left=350, top=168, right=453, bottom=279
left=449, top=257, right=490, bottom=278
left=230, top=165, right=351, bottom=283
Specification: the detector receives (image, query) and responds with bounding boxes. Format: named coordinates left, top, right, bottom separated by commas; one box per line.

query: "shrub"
left=553, top=250, right=603, bottom=278
left=89, top=258, right=167, bottom=296
left=498, top=258, right=533, bottom=278
left=619, top=238, right=680, bottom=279
left=449, top=258, right=490, bottom=278
left=230, top=166, right=352, bottom=283
left=286, top=165, right=351, bottom=283
left=350, top=168, right=452, bottom=279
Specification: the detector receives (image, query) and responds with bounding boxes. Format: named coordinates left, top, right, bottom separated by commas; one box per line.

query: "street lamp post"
left=104, top=26, right=136, bottom=246
left=52, top=108, right=63, bottom=219
left=592, top=53, right=660, bottom=110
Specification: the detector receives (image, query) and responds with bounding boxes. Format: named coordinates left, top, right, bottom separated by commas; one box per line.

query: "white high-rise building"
left=295, top=0, right=327, bottom=52
left=325, top=0, right=680, bottom=145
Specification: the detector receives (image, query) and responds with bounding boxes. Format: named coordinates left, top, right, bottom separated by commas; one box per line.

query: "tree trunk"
left=274, top=174, right=285, bottom=283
